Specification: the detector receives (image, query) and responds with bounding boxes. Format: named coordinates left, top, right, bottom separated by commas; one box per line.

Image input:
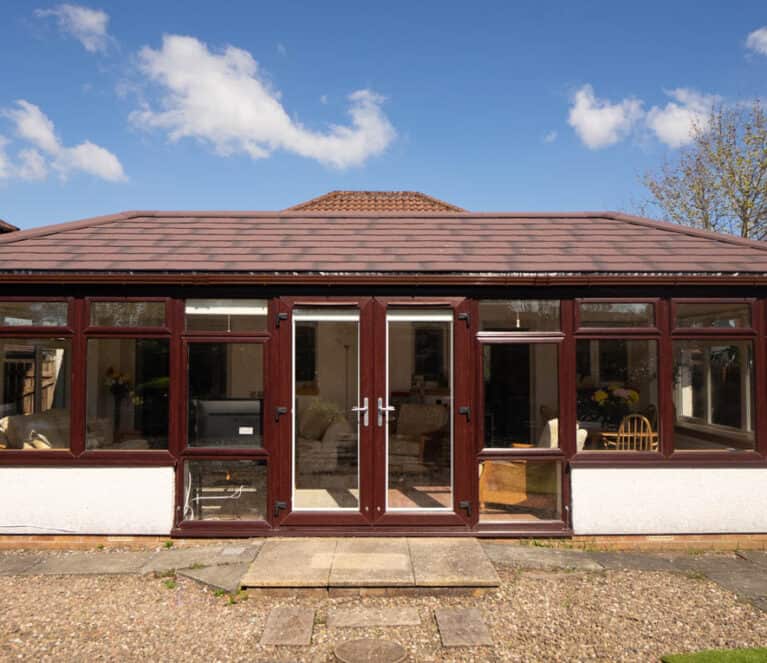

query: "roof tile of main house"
left=1, top=210, right=767, bottom=273
left=285, top=190, right=466, bottom=213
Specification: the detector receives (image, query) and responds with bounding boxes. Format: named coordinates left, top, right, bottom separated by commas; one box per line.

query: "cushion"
left=298, top=401, right=340, bottom=440
left=537, top=418, right=559, bottom=448
left=396, top=403, right=448, bottom=437
left=28, top=432, right=52, bottom=450
left=321, top=416, right=354, bottom=445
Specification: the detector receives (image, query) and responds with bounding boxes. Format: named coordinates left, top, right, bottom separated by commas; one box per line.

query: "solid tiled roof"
left=2, top=210, right=767, bottom=274
left=0, top=218, right=18, bottom=233
left=286, top=190, right=465, bottom=213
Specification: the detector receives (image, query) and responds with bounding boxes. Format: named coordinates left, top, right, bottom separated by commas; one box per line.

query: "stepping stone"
left=327, top=607, right=421, bottom=628
left=482, top=543, right=603, bottom=571
left=409, top=538, right=499, bottom=587
left=435, top=607, right=492, bottom=647
left=178, top=562, right=249, bottom=594
left=141, top=544, right=260, bottom=574
left=260, top=606, right=315, bottom=646
left=33, top=551, right=153, bottom=576
left=0, top=554, right=42, bottom=576
left=242, top=538, right=336, bottom=587
left=334, top=638, right=408, bottom=663
left=330, top=538, right=414, bottom=587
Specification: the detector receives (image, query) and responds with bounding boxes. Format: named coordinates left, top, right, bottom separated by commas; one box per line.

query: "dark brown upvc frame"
left=474, top=299, right=572, bottom=533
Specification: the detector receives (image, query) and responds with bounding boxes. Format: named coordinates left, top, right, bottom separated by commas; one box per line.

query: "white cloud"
left=2, top=100, right=126, bottom=182
left=131, top=35, right=396, bottom=168
left=35, top=3, right=111, bottom=53
left=0, top=136, right=10, bottom=180
left=746, top=27, right=767, bottom=55
left=277, top=42, right=287, bottom=56
left=320, top=94, right=328, bottom=105
left=543, top=130, right=557, bottom=144
left=646, top=88, right=719, bottom=148
left=567, top=84, right=643, bottom=149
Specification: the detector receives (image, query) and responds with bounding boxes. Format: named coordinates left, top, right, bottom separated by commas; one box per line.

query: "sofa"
left=388, top=402, right=450, bottom=476
left=0, top=408, right=113, bottom=450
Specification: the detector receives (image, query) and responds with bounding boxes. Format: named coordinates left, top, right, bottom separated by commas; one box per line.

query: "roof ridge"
left=0, top=211, right=140, bottom=245
left=285, top=190, right=466, bottom=212
left=603, top=211, right=767, bottom=254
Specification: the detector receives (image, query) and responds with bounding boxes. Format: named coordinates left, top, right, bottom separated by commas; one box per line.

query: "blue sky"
left=1, top=0, right=766, bottom=229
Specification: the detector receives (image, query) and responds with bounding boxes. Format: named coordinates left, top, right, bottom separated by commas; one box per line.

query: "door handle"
left=351, top=397, right=369, bottom=427
left=377, top=397, right=395, bottom=427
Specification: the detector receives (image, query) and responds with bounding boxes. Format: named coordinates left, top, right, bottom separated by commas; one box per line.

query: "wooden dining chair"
left=614, top=413, right=659, bottom=451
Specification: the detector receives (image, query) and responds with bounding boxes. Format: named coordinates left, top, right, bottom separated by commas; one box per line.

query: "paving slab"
left=678, top=555, right=767, bottom=600
left=242, top=538, right=337, bottom=587
left=178, top=562, right=249, bottom=594
left=0, top=554, right=43, bottom=576
left=141, top=543, right=260, bottom=574
left=327, top=607, right=421, bottom=628
left=260, top=606, right=315, bottom=646
left=588, top=552, right=683, bottom=572
left=482, top=543, right=603, bottom=571
left=435, top=607, right=493, bottom=647
left=737, top=550, right=767, bottom=570
left=408, top=538, right=499, bottom=587
left=334, top=638, right=408, bottom=663
left=330, top=538, right=414, bottom=587
left=31, top=551, right=154, bottom=576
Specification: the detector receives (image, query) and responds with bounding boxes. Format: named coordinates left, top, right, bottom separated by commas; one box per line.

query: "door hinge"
left=458, top=406, right=471, bottom=422
left=273, top=500, right=288, bottom=518
left=276, top=312, right=289, bottom=328
left=274, top=406, right=289, bottom=422
left=457, top=312, right=471, bottom=328
left=459, top=500, right=473, bottom=517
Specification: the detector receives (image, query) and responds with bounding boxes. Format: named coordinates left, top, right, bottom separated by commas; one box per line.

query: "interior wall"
left=228, top=344, right=264, bottom=397
left=315, top=322, right=358, bottom=413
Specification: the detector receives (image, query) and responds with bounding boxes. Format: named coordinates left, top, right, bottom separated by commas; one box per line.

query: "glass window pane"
left=0, top=302, right=68, bottom=327
left=86, top=339, right=169, bottom=450
left=579, top=302, right=654, bottom=328
left=576, top=339, right=659, bottom=451
left=479, top=300, right=560, bottom=331
left=479, top=461, right=562, bottom=522
left=90, top=302, right=165, bottom=327
left=185, top=299, right=267, bottom=332
left=294, top=311, right=359, bottom=510
left=387, top=312, right=452, bottom=510
left=673, top=340, right=754, bottom=451
left=0, top=339, right=70, bottom=450
left=676, top=303, right=751, bottom=329
left=483, top=343, right=559, bottom=448
left=188, top=343, right=263, bottom=448
left=183, top=460, right=267, bottom=521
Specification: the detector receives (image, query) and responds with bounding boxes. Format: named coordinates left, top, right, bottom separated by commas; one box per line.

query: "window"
left=0, top=338, right=70, bottom=450
left=90, top=302, right=165, bottom=328
left=479, top=300, right=560, bottom=332
left=187, top=343, right=264, bottom=448
left=0, top=302, right=68, bottom=327
left=183, top=460, right=267, bottom=521
left=676, top=302, right=751, bottom=329
left=673, top=340, right=754, bottom=451
left=579, top=302, right=654, bottom=328
left=185, top=299, right=267, bottom=332
left=479, top=460, right=562, bottom=522
left=483, top=343, right=559, bottom=448
left=576, top=339, right=659, bottom=452
left=86, top=339, right=169, bottom=450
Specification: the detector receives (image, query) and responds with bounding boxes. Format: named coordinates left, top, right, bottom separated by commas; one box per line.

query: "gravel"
left=1, top=565, right=767, bottom=661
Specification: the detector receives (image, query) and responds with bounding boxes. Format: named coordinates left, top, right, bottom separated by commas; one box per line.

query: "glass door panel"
left=386, top=310, right=453, bottom=511
left=293, top=309, right=361, bottom=510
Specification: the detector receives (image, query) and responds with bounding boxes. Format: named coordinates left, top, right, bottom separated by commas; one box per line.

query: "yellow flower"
left=593, top=389, right=608, bottom=404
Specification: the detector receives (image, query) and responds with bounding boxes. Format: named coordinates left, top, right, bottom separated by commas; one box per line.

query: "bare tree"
left=642, top=100, right=767, bottom=239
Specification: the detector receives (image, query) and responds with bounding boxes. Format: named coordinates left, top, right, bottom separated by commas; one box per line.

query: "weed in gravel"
left=163, top=541, right=174, bottom=549
left=96, top=544, right=104, bottom=551
left=163, top=579, right=177, bottom=590
left=213, top=589, right=227, bottom=598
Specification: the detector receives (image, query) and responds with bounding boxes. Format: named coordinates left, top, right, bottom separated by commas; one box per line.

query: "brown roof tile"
left=0, top=218, right=18, bottom=233
left=1, top=209, right=767, bottom=274
left=285, top=190, right=465, bottom=213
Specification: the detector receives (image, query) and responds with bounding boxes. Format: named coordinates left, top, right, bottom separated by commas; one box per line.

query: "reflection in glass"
left=185, top=299, right=267, bottom=332
left=479, top=461, right=562, bottom=522
left=579, top=302, right=654, bottom=328
left=184, top=460, right=267, bottom=521
left=576, top=339, right=659, bottom=451
left=188, top=343, right=263, bottom=448
left=90, top=302, right=165, bottom=327
left=479, top=300, right=560, bottom=331
left=483, top=344, right=561, bottom=448
left=0, top=302, right=68, bottom=327
left=676, top=303, right=750, bottom=329
left=673, top=340, right=754, bottom=451
left=293, top=311, right=359, bottom=509
left=86, top=339, right=169, bottom=450
left=387, top=313, right=452, bottom=510
left=0, top=338, right=70, bottom=450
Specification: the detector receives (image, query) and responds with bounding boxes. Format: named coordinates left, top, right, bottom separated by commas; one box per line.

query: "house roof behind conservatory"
left=1, top=206, right=767, bottom=274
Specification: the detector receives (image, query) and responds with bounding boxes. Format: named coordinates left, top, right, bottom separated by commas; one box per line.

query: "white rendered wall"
left=572, top=467, right=767, bottom=534
left=0, top=467, right=174, bottom=535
